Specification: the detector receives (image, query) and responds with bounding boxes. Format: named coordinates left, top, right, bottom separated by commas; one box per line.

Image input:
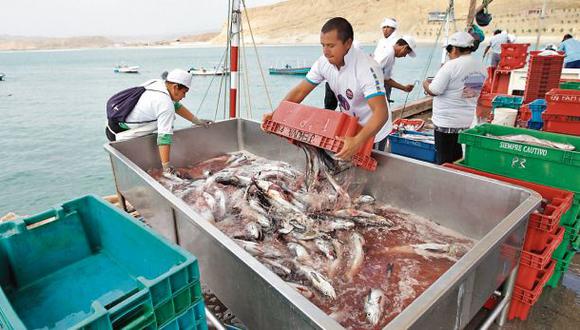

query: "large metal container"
left=104, top=119, right=540, bottom=329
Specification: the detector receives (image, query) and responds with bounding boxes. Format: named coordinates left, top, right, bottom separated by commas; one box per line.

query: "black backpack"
left=106, top=86, right=147, bottom=122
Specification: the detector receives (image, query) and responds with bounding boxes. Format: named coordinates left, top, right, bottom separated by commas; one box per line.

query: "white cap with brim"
left=444, top=31, right=475, bottom=48
left=380, top=18, right=398, bottom=29
left=400, top=35, right=417, bottom=58
left=166, top=69, right=193, bottom=89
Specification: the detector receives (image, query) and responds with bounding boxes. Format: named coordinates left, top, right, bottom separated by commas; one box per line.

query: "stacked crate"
left=523, top=51, right=565, bottom=103
left=443, top=163, right=573, bottom=320
left=542, top=88, right=580, bottom=136
left=457, top=124, right=580, bottom=289
left=0, top=195, right=207, bottom=330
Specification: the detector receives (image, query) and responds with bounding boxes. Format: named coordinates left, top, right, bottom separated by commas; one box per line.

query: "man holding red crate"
left=263, top=17, right=390, bottom=158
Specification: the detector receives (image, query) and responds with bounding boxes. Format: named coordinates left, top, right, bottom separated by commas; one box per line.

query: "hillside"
left=0, top=36, right=115, bottom=51
left=210, top=0, right=580, bottom=44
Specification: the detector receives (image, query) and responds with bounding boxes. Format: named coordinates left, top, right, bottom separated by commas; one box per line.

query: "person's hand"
left=261, top=112, right=273, bottom=131
left=335, top=136, right=364, bottom=160
left=403, top=84, right=414, bottom=93
left=162, top=162, right=181, bottom=178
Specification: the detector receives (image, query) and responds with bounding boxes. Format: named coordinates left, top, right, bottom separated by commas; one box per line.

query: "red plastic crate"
left=545, top=88, right=580, bottom=116
left=508, top=260, right=556, bottom=321
left=499, top=55, right=527, bottom=70
left=524, top=52, right=565, bottom=103
left=541, top=113, right=580, bottom=136
left=516, top=227, right=564, bottom=290
left=262, top=101, right=377, bottom=171
left=491, top=70, right=511, bottom=94
left=501, top=43, right=530, bottom=57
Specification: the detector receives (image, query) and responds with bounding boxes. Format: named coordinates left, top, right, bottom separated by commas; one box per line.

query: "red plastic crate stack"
left=542, top=88, right=580, bottom=136
left=442, top=164, right=574, bottom=320
left=262, top=101, right=378, bottom=171
left=498, top=43, right=530, bottom=70
left=523, top=51, right=565, bottom=103
left=491, top=70, right=511, bottom=94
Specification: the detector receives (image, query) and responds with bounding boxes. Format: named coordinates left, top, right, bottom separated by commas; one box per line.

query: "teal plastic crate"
left=458, top=124, right=580, bottom=194
left=159, top=300, right=207, bottom=330
left=492, top=95, right=523, bottom=110
left=0, top=195, right=200, bottom=330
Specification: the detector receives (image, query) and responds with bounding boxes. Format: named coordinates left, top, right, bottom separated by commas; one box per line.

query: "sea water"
left=0, top=44, right=443, bottom=214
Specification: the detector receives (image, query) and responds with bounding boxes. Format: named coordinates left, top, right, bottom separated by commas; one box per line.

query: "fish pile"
left=487, top=133, right=575, bottom=151
left=150, top=146, right=473, bottom=329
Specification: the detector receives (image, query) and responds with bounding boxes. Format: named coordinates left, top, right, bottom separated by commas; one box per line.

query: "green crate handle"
left=21, top=208, right=65, bottom=227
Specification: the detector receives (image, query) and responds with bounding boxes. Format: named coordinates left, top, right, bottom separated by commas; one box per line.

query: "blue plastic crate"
left=388, top=131, right=436, bottom=163
left=528, top=121, right=544, bottom=130
left=492, top=95, right=524, bottom=110
left=159, top=300, right=207, bottom=330
left=529, top=99, right=547, bottom=122
left=0, top=195, right=200, bottom=330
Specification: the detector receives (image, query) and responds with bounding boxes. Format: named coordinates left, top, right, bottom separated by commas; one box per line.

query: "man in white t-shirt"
left=484, top=30, right=510, bottom=67
left=377, top=36, right=417, bottom=100
left=373, top=18, right=399, bottom=101
left=105, top=69, right=212, bottom=176
left=423, top=32, right=486, bottom=164
left=264, top=17, right=390, bottom=156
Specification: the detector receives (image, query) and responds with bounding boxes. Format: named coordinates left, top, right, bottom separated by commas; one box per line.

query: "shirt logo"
left=346, top=89, right=353, bottom=100
left=337, top=94, right=351, bottom=111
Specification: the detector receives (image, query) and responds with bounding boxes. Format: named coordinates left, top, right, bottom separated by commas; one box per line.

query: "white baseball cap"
left=399, top=35, right=417, bottom=57
left=380, top=18, right=398, bottom=29
left=444, top=31, right=474, bottom=48
left=166, top=69, right=193, bottom=89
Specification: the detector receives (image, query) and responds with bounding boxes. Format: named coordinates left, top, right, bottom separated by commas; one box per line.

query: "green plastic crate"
left=159, top=300, right=207, bottom=330
left=559, top=81, right=580, bottom=90
left=0, top=195, right=200, bottom=330
left=458, top=124, right=580, bottom=194
left=545, top=249, right=576, bottom=288
left=552, top=218, right=580, bottom=259
left=560, top=194, right=580, bottom=227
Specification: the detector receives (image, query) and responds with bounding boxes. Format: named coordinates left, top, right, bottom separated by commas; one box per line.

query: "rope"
left=397, top=80, right=421, bottom=120
left=241, top=0, right=274, bottom=112
left=240, top=27, right=254, bottom=119
left=195, top=47, right=228, bottom=116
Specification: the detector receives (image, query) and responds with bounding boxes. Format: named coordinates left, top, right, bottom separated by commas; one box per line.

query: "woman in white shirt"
left=423, top=32, right=486, bottom=164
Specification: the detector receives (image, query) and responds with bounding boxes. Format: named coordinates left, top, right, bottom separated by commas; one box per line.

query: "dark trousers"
left=565, top=59, right=580, bottom=69
left=434, top=130, right=463, bottom=165
left=324, top=82, right=338, bottom=110
left=373, top=136, right=388, bottom=152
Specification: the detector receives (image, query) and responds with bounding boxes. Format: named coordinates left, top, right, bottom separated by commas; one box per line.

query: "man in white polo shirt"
left=105, top=69, right=212, bottom=176
left=377, top=36, right=417, bottom=97
left=265, top=17, right=390, bottom=155
left=373, top=18, right=399, bottom=101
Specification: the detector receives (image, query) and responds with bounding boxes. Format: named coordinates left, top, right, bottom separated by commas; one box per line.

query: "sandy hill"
left=211, top=0, right=580, bottom=44
left=0, top=36, right=115, bottom=51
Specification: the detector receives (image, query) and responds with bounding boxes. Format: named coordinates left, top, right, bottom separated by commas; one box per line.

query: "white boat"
left=189, top=66, right=229, bottom=76
left=114, top=65, right=139, bottom=74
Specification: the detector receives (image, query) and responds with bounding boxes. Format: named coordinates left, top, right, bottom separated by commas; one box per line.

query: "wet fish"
left=253, top=180, right=304, bottom=214
left=353, top=195, right=376, bottom=205
left=315, top=215, right=356, bottom=233
left=314, top=238, right=336, bottom=260
left=261, top=258, right=292, bottom=277
left=296, top=264, right=336, bottom=299
left=212, top=189, right=227, bottom=218
left=291, top=229, right=322, bottom=241
left=246, top=199, right=272, bottom=229
left=233, top=222, right=263, bottom=241
left=332, top=209, right=394, bottom=227
left=286, top=282, right=314, bottom=299
left=364, top=289, right=385, bottom=325
left=234, top=239, right=282, bottom=258
left=287, top=242, right=310, bottom=262
left=410, top=243, right=450, bottom=253
left=328, top=239, right=344, bottom=278
left=346, top=232, right=365, bottom=281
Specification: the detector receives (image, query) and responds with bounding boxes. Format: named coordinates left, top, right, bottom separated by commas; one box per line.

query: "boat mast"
left=229, top=0, right=241, bottom=118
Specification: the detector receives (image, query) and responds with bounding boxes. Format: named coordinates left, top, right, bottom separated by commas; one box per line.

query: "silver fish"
left=212, top=189, right=227, bottom=218
left=316, top=216, right=355, bottom=233
left=410, top=243, right=450, bottom=253
left=315, top=238, right=336, bottom=260
left=287, top=242, right=310, bottom=262
left=332, top=209, right=394, bottom=227
left=262, top=258, right=292, bottom=277
left=353, top=195, right=376, bottom=205
left=365, top=289, right=385, bottom=325
left=346, top=232, right=365, bottom=281
left=234, top=222, right=262, bottom=241
left=234, top=239, right=281, bottom=258
left=286, top=282, right=314, bottom=299
left=254, top=180, right=303, bottom=214
left=291, top=229, right=322, bottom=241
left=246, top=199, right=272, bottom=229
left=328, top=239, right=344, bottom=278
left=296, top=264, right=336, bottom=299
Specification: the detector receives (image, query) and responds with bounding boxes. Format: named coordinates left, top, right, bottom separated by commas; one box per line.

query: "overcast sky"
left=1, top=0, right=283, bottom=37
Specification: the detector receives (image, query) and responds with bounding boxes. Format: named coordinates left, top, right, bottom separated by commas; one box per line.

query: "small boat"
left=189, top=67, right=229, bottom=76
left=114, top=65, right=140, bottom=74
left=268, top=65, right=310, bottom=75
left=0, top=73, right=5, bottom=81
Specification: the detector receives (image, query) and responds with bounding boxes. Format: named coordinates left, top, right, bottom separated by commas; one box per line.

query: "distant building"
left=428, top=11, right=454, bottom=22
